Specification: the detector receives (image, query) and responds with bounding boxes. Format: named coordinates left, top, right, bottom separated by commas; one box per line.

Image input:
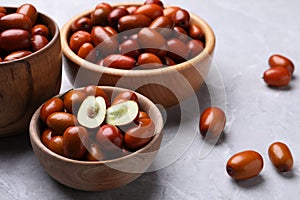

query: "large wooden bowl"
left=0, top=7, right=62, bottom=137
left=29, top=86, right=164, bottom=191
left=61, top=3, right=215, bottom=108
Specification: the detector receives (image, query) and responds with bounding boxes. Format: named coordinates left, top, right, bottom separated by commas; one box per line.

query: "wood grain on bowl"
left=0, top=8, right=62, bottom=137
left=29, top=86, right=163, bottom=191
left=61, top=3, right=215, bottom=108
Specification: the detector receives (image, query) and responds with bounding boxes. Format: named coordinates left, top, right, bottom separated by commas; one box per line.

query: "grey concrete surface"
left=1, top=0, right=300, bottom=199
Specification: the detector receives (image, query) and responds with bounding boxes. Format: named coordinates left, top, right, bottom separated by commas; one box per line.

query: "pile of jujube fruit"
left=0, top=4, right=50, bottom=62
left=263, top=54, right=295, bottom=87
left=68, top=0, right=205, bottom=70
left=40, top=85, right=155, bottom=161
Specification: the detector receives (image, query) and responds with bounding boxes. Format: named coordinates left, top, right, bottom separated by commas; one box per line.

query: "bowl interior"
left=61, top=3, right=215, bottom=108
left=0, top=7, right=60, bottom=64
left=61, top=4, right=215, bottom=76
left=29, top=86, right=164, bottom=191
left=0, top=7, right=62, bottom=137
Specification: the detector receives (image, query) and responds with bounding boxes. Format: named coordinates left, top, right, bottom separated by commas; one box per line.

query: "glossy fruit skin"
left=268, top=142, right=293, bottom=172
left=163, top=6, right=180, bottom=18
left=118, top=14, right=151, bottom=32
left=0, top=7, right=6, bottom=14
left=126, top=6, right=138, bottom=14
left=40, top=97, right=64, bottom=123
left=124, top=120, right=155, bottom=151
left=138, top=111, right=149, bottom=119
left=135, top=4, right=163, bottom=20
left=137, top=53, right=163, bottom=69
left=16, top=4, right=38, bottom=25
left=90, top=7, right=111, bottom=26
left=172, top=26, right=187, bottom=34
left=81, top=85, right=110, bottom=107
left=77, top=42, right=94, bottom=59
left=46, top=112, right=78, bottom=134
left=48, top=136, right=64, bottom=156
left=63, top=126, right=88, bottom=159
left=103, top=54, right=136, bottom=70
left=172, top=9, right=190, bottom=29
left=149, top=16, right=174, bottom=29
left=108, top=8, right=129, bottom=29
left=263, top=66, right=291, bottom=87
left=144, top=0, right=164, bottom=8
left=149, top=16, right=174, bottom=38
left=90, top=26, right=118, bottom=57
left=137, top=117, right=152, bottom=127
left=199, top=107, right=226, bottom=138
left=172, top=26, right=189, bottom=43
left=85, top=143, right=105, bottom=161
left=112, top=91, right=138, bottom=105
left=63, top=90, right=86, bottom=114
left=268, top=54, right=294, bottom=75
left=31, top=24, right=50, bottom=38
left=103, top=26, right=118, bottom=36
left=71, top=17, right=93, bottom=32
left=41, top=129, right=56, bottom=148
left=167, top=38, right=189, bottom=63
left=119, top=39, right=140, bottom=59
left=0, top=29, right=31, bottom=51
left=4, top=50, right=32, bottom=62
left=95, top=2, right=113, bottom=12
left=69, top=30, right=91, bottom=52
left=138, top=27, right=167, bottom=57
left=188, top=24, right=204, bottom=41
left=31, top=34, right=49, bottom=51
left=187, top=39, right=204, bottom=59
left=164, top=56, right=176, bottom=66
left=96, top=124, right=123, bottom=152
left=226, top=150, right=264, bottom=180
left=0, top=13, right=32, bottom=31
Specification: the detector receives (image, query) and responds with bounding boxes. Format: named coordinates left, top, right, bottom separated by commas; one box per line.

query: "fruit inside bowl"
left=61, top=0, right=215, bottom=108
left=29, top=85, right=164, bottom=191
left=0, top=4, right=62, bottom=136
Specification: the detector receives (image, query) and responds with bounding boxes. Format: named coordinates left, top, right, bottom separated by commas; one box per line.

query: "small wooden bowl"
left=61, top=3, right=215, bottom=108
left=0, top=7, right=62, bottom=137
left=29, top=86, right=164, bottom=191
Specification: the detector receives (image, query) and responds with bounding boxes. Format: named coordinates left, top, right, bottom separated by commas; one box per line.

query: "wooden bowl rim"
left=0, top=6, right=60, bottom=65
left=29, top=86, right=164, bottom=166
left=61, top=2, right=216, bottom=77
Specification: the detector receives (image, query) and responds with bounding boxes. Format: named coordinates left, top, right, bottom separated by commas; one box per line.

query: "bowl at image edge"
left=29, top=86, right=164, bottom=191
left=61, top=3, right=215, bottom=108
left=0, top=7, right=62, bottom=137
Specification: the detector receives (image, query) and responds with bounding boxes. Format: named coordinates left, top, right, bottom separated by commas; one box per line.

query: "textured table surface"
left=1, top=0, right=300, bottom=199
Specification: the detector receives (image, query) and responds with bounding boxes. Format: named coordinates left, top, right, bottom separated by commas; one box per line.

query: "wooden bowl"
left=0, top=7, right=62, bottom=137
left=29, top=86, right=164, bottom=191
left=61, top=3, right=215, bottom=108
